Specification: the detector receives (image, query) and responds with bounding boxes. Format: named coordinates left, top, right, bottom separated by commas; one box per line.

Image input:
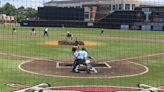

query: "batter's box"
left=56, top=62, right=111, bottom=68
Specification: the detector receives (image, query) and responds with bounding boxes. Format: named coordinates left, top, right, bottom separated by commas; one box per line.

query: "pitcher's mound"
left=44, top=40, right=97, bottom=46
left=58, top=40, right=84, bottom=45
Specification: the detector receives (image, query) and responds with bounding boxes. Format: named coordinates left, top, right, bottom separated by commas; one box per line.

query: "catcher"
left=85, top=56, right=96, bottom=73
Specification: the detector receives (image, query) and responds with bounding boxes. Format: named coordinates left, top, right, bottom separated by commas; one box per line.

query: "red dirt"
left=20, top=60, right=146, bottom=78
left=8, top=83, right=141, bottom=92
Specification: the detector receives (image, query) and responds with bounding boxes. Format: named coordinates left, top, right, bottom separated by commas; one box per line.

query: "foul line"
left=107, top=52, right=164, bottom=62
left=0, top=52, right=53, bottom=61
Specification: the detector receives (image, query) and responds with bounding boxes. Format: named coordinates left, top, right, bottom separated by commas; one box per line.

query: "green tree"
left=1, top=3, right=37, bottom=22
left=0, top=7, right=3, bottom=14
left=25, top=7, right=37, bottom=18
left=16, top=6, right=27, bottom=22
left=16, top=7, right=37, bottom=22
left=2, top=3, right=17, bottom=16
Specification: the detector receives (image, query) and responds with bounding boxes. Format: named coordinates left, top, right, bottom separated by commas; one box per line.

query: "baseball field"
left=1, top=25, right=164, bottom=91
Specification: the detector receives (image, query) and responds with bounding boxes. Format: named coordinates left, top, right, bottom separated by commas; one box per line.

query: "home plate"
left=77, top=65, right=98, bottom=74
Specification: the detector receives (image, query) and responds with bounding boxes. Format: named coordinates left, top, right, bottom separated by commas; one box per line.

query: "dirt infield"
left=20, top=60, right=147, bottom=78
left=17, top=51, right=164, bottom=78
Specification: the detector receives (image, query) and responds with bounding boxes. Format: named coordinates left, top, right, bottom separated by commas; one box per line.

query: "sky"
left=139, top=0, right=164, bottom=5
left=0, top=0, right=164, bottom=9
left=0, top=0, right=51, bottom=9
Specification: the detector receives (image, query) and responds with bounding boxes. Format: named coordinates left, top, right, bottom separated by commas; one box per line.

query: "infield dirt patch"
left=20, top=60, right=147, bottom=78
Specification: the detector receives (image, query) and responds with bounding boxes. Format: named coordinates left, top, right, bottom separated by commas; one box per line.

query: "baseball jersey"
left=76, top=50, right=88, bottom=59
left=44, top=28, right=48, bottom=32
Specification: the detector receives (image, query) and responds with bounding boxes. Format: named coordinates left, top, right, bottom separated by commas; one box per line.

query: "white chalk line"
left=0, top=52, right=53, bottom=61
left=107, top=52, right=164, bottom=62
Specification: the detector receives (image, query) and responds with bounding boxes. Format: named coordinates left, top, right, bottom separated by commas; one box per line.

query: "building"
left=0, top=14, right=16, bottom=23
left=136, top=6, right=164, bottom=22
left=43, top=0, right=163, bottom=22
left=43, top=0, right=139, bottom=21
left=21, top=0, right=164, bottom=30
left=44, top=0, right=139, bottom=10
left=134, top=6, right=164, bottom=30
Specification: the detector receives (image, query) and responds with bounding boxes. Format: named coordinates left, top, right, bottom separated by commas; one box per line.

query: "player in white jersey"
left=43, top=27, right=48, bottom=36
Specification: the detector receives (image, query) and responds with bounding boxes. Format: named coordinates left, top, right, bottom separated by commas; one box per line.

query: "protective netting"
left=0, top=0, right=164, bottom=92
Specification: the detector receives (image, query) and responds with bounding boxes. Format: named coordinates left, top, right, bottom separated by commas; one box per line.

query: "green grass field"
left=1, top=25, right=164, bottom=91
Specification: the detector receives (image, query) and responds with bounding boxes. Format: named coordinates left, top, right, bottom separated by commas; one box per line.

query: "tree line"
left=0, top=3, right=37, bottom=22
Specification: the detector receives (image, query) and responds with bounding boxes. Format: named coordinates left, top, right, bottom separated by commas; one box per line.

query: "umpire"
left=72, top=47, right=88, bottom=72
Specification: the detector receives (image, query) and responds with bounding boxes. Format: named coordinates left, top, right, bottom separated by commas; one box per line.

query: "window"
left=84, top=13, right=90, bottom=20
left=112, top=5, right=116, bottom=10
left=132, top=4, right=135, bottom=10
left=125, top=4, right=130, bottom=10
left=108, top=4, right=112, bottom=11
left=119, top=4, right=123, bottom=10
left=116, top=4, right=118, bottom=10
left=142, top=8, right=150, bottom=12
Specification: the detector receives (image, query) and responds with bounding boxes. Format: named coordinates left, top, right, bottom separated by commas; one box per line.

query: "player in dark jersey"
left=72, top=41, right=80, bottom=57
left=31, top=27, right=36, bottom=35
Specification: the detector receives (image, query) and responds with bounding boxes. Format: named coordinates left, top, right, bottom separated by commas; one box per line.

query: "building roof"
left=45, top=0, right=111, bottom=4
left=44, top=0, right=164, bottom=7
left=44, top=0, right=138, bottom=7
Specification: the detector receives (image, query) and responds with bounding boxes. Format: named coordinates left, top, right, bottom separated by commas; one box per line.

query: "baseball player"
left=43, top=27, right=48, bottom=36
left=12, top=27, right=16, bottom=34
left=85, top=56, right=96, bottom=74
left=31, top=27, right=36, bottom=35
left=72, top=47, right=88, bottom=73
left=72, top=41, right=80, bottom=68
left=100, top=28, right=104, bottom=35
left=72, top=41, right=80, bottom=57
left=66, top=32, right=73, bottom=40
